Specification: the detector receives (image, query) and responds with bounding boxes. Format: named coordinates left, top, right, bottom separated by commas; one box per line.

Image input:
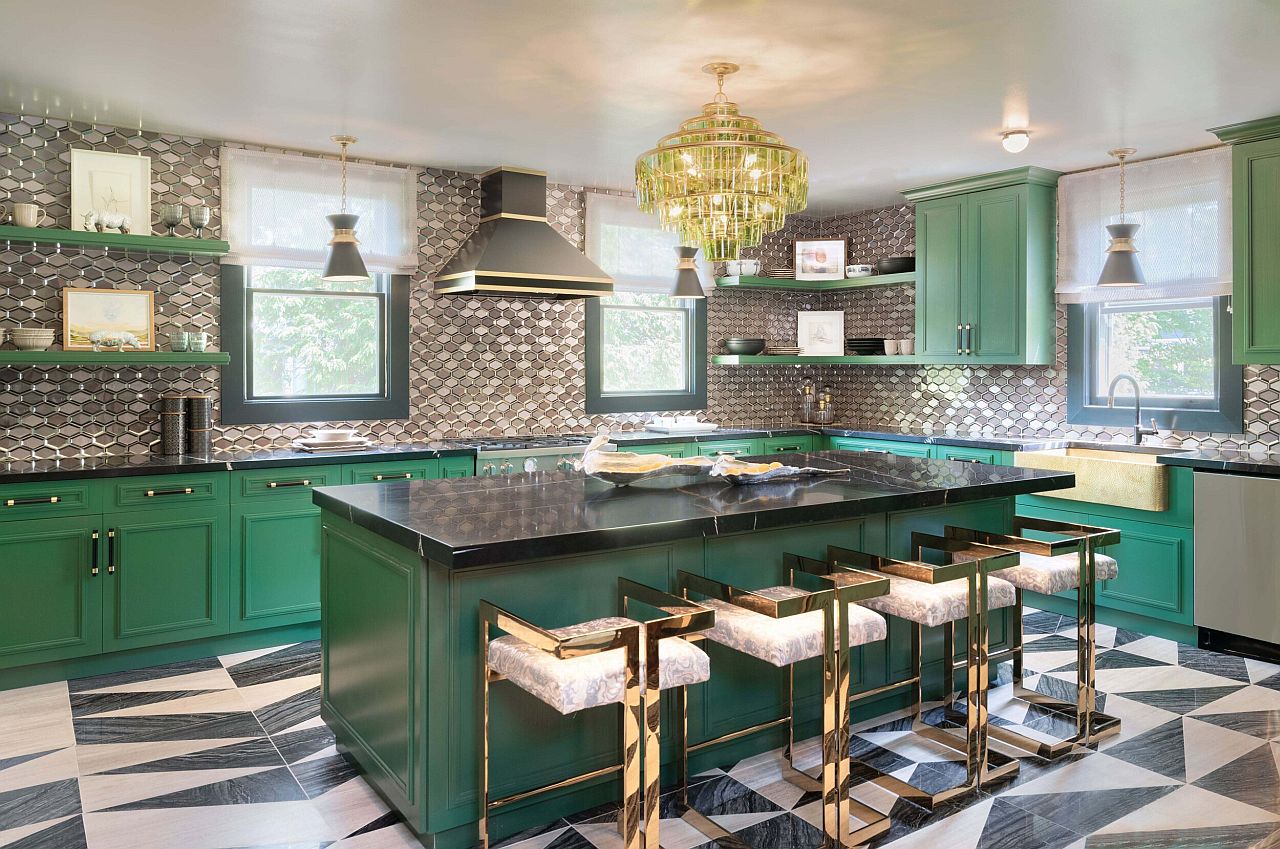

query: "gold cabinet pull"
left=91, top=529, right=100, bottom=576
left=5, top=495, right=59, bottom=507
left=107, top=528, right=117, bottom=574
left=145, top=487, right=194, bottom=497
left=374, top=473, right=413, bottom=481
left=268, top=479, right=312, bottom=489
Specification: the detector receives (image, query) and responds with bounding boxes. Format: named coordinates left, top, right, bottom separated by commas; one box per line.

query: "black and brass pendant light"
left=1097, top=148, right=1145, bottom=288
left=322, top=134, right=370, bottom=282
left=671, top=245, right=706, bottom=299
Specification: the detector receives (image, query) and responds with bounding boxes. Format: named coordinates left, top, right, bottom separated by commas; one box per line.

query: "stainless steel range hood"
left=432, top=167, right=613, bottom=299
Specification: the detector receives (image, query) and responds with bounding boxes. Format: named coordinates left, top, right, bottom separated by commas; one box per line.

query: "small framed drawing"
left=63, top=288, right=155, bottom=351
left=70, top=149, right=152, bottom=233
left=797, top=310, right=844, bottom=356
left=794, top=237, right=847, bottom=281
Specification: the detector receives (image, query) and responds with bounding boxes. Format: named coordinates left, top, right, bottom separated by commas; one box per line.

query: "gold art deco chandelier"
left=635, top=62, right=809, bottom=262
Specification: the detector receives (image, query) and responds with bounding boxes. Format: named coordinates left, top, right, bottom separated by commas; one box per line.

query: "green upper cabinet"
left=1211, top=116, right=1280, bottom=364
left=905, top=167, right=1059, bottom=365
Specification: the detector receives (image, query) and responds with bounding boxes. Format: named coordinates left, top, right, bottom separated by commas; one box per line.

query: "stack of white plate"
left=765, top=345, right=803, bottom=356
left=290, top=429, right=373, bottom=452
left=765, top=268, right=796, bottom=278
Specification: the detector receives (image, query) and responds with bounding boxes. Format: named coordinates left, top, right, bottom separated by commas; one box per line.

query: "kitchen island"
left=312, top=450, right=1073, bottom=848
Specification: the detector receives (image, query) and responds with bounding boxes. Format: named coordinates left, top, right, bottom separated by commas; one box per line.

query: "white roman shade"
left=221, top=146, right=418, bottom=273
left=1057, top=147, right=1232, bottom=303
left=585, top=191, right=710, bottom=294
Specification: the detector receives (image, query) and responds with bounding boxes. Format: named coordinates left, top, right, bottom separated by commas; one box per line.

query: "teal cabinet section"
left=828, top=436, right=932, bottom=458
left=623, top=442, right=691, bottom=457
left=932, top=445, right=1011, bottom=465
left=965, top=185, right=1025, bottom=361
left=1230, top=136, right=1280, bottom=364
left=231, top=504, right=322, bottom=632
left=0, top=477, right=100, bottom=520
left=103, top=505, right=229, bottom=652
left=760, top=435, right=820, bottom=454
left=915, top=195, right=966, bottom=358
left=232, top=464, right=344, bottom=503
left=1017, top=465, right=1195, bottom=529
left=0, top=516, right=102, bottom=669
left=109, top=472, right=227, bottom=512
left=439, top=456, right=475, bottom=478
left=343, top=459, right=440, bottom=484
left=692, top=439, right=762, bottom=457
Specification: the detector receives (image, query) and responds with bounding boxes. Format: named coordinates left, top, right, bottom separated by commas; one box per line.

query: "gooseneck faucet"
left=1106, top=373, right=1159, bottom=445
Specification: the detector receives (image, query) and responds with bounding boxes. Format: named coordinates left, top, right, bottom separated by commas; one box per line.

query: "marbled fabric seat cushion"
left=487, top=616, right=710, bottom=715
left=861, top=574, right=1017, bottom=628
left=994, top=551, right=1119, bottom=596
left=702, top=586, right=888, bottom=668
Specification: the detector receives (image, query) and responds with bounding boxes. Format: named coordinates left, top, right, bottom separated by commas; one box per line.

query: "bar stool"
left=678, top=553, right=893, bottom=849
left=944, top=517, right=1123, bottom=758
left=479, top=578, right=715, bottom=849
left=828, top=532, right=1023, bottom=808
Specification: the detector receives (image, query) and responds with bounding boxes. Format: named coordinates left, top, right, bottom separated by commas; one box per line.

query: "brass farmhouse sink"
left=1014, top=443, right=1172, bottom=511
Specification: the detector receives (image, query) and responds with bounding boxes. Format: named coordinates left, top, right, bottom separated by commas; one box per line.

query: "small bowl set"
left=4, top=327, right=55, bottom=351
left=722, top=259, right=762, bottom=277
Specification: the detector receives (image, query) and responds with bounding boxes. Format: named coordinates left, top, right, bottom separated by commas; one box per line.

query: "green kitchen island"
left=312, top=450, right=1072, bottom=848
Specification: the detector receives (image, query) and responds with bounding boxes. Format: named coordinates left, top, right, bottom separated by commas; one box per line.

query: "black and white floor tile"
left=1, top=610, right=1278, bottom=848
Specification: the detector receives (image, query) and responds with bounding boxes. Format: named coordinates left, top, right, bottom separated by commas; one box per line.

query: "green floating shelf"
left=0, top=225, right=229, bottom=257
left=715, top=271, right=914, bottom=291
left=712, top=354, right=923, bottom=365
left=0, top=351, right=230, bottom=367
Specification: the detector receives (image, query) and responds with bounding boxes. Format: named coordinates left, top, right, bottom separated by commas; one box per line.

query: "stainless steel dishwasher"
left=1194, top=471, right=1280, bottom=659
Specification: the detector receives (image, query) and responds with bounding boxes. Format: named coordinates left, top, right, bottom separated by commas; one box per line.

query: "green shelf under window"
left=712, top=354, right=923, bottom=365
left=714, top=272, right=915, bottom=291
left=0, top=225, right=230, bottom=257
left=0, top=351, right=230, bottom=367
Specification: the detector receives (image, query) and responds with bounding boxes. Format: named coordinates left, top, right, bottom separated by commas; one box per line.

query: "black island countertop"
left=312, top=449, right=1075, bottom=569
left=607, top=424, right=1071, bottom=451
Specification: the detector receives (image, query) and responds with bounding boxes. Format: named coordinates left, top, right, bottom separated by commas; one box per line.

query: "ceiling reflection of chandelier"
left=635, top=62, right=809, bottom=262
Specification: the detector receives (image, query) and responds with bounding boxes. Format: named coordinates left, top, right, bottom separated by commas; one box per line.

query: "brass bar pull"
left=715, top=450, right=743, bottom=456
left=772, top=445, right=802, bottom=452
left=90, top=530, right=100, bottom=576
left=374, top=473, right=413, bottom=481
left=957, top=324, right=963, bottom=354
left=5, top=495, right=60, bottom=507
left=860, top=448, right=889, bottom=454
left=107, top=529, right=117, bottom=575
left=145, top=487, right=194, bottom=497
left=267, top=479, right=312, bottom=489
left=964, top=323, right=973, bottom=355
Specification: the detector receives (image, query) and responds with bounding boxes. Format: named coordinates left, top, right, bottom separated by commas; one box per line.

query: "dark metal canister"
left=160, top=394, right=185, bottom=414
left=160, top=411, right=187, bottom=455
left=186, top=394, right=213, bottom=429
left=187, top=427, right=213, bottom=455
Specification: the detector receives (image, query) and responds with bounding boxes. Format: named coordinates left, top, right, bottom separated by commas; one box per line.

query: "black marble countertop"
left=1157, top=448, right=1280, bottom=477
left=607, top=424, right=1070, bottom=451
left=607, top=425, right=815, bottom=445
left=0, top=441, right=474, bottom=483
left=312, top=449, right=1075, bottom=569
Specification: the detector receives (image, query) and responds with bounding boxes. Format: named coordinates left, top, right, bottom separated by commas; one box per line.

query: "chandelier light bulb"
left=1001, top=129, right=1031, bottom=153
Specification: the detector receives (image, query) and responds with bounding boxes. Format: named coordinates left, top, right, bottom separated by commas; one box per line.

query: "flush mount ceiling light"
left=322, top=134, right=370, bottom=282
left=635, top=62, right=808, bottom=262
left=1001, top=129, right=1031, bottom=153
left=1097, top=147, right=1146, bottom=288
left=671, top=245, right=706, bottom=299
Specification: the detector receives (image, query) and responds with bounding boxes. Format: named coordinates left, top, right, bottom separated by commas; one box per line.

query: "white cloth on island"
left=993, top=551, right=1119, bottom=596
left=701, top=586, right=888, bottom=668
left=487, top=616, right=710, bottom=715
left=861, top=574, right=1018, bottom=628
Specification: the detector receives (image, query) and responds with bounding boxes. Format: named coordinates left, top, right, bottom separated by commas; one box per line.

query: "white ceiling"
left=3, top=0, right=1279, bottom=211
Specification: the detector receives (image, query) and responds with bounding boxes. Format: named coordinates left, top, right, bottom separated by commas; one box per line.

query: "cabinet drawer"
left=761, top=435, right=819, bottom=454
left=0, top=479, right=99, bottom=520
left=933, top=446, right=1004, bottom=465
left=232, top=465, right=344, bottom=503
left=693, top=439, right=761, bottom=458
left=439, top=456, right=475, bottom=478
left=343, top=459, right=439, bottom=484
left=621, top=442, right=689, bottom=457
left=829, top=437, right=932, bottom=458
left=109, top=472, right=227, bottom=512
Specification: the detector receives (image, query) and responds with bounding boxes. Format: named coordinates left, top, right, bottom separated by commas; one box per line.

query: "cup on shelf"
left=898, top=339, right=915, bottom=355
left=7, top=326, right=55, bottom=351
left=186, top=331, right=208, bottom=352
left=168, top=331, right=191, bottom=352
left=11, top=203, right=49, bottom=228
left=188, top=204, right=211, bottom=237
left=884, top=340, right=900, bottom=355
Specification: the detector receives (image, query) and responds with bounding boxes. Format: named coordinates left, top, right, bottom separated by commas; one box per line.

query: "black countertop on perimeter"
left=607, top=424, right=1071, bottom=451
left=312, top=449, right=1075, bottom=569
left=1157, top=448, right=1280, bottom=478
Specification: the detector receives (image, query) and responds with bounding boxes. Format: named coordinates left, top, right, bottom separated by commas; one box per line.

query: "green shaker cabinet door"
left=231, top=504, right=321, bottom=632
left=0, top=516, right=102, bottom=669
left=438, top=456, right=475, bottom=478
left=693, top=439, right=761, bottom=458
left=965, top=186, right=1025, bottom=361
left=916, top=196, right=966, bottom=359
left=104, top=506, right=229, bottom=652
left=625, top=442, right=690, bottom=457
left=1233, top=138, right=1280, bottom=364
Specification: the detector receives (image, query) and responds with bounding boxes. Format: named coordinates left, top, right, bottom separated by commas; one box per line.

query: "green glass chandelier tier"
left=635, top=62, right=809, bottom=262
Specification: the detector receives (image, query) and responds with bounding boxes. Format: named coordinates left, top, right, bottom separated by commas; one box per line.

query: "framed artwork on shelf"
left=797, top=310, right=844, bottom=356
left=794, top=237, right=847, bottom=281
left=62, top=288, right=156, bottom=351
left=69, top=149, right=152, bottom=233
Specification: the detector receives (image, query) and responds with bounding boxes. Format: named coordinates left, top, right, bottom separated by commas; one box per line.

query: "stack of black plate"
left=846, top=337, right=887, bottom=355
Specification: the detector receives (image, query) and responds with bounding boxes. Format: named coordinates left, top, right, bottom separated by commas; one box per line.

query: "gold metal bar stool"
left=479, top=578, right=715, bottom=849
left=944, top=517, right=1123, bottom=758
left=828, top=532, right=1023, bottom=808
left=677, top=553, right=892, bottom=849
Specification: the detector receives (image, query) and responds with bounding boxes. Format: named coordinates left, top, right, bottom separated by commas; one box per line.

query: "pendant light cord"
left=1118, top=152, right=1126, bottom=223
left=339, top=140, right=348, bottom=214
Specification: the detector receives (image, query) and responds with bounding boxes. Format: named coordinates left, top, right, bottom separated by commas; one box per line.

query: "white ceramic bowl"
left=739, top=259, right=761, bottom=276
left=309, top=429, right=359, bottom=443
left=9, top=328, right=55, bottom=351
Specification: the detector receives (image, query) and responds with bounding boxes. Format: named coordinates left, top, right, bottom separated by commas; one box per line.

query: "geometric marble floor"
left=2, top=609, right=1279, bottom=849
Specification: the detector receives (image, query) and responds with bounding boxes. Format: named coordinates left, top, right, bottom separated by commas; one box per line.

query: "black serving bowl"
left=876, top=255, right=916, bottom=274
left=722, top=338, right=767, bottom=355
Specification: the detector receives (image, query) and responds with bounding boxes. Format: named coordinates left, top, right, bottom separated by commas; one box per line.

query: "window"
left=218, top=147, right=416, bottom=424
left=584, top=192, right=708, bottom=413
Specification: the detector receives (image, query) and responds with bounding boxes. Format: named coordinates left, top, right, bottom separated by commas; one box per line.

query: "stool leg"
left=1076, top=542, right=1098, bottom=742
left=911, top=622, right=923, bottom=720
left=479, top=623, right=492, bottom=849
left=1011, top=590, right=1025, bottom=686
left=943, top=620, right=957, bottom=705
left=964, top=569, right=989, bottom=789
left=675, top=685, right=689, bottom=808
left=641, top=631, right=662, bottom=849
left=620, top=640, right=643, bottom=849
left=820, top=592, right=852, bottom=847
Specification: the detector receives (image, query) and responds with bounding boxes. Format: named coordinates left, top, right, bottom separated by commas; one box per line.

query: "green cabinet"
left=620, top=442, right=690, bottom=457
left=828, top=436, right=932, bottom=458
left=231, top=502, right=322, bottom=632
left=933, top=445, right=1010, bottom=465
left=692, top=439, right=762, bottom=458
left=905, top=168, right=1059, bottom=365
left=760, top=435, right=819, bottom=454
left=440, top=456, right=475, bottom=478
left=344, top=458, right=440, bottom=484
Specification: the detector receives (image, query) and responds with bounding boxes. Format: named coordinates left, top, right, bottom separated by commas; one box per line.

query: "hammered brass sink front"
left=1014, top=444, right=1171, bottom=511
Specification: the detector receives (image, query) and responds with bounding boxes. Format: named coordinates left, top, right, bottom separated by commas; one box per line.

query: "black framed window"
left=220, top=264, right=409, bottom=425
left=585, top=292, right=707, bottom=414
left=1067, top=296, right=1242, bottom=432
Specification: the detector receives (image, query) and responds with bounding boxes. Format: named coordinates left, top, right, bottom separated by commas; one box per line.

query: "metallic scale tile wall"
left=2, top=112, right=1278, bottom=459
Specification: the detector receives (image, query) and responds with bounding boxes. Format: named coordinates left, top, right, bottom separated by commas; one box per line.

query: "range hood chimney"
left=433, top=167, right=614, bottom=299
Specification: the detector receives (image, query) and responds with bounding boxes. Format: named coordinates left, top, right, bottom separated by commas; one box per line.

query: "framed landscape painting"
left=63, top=288, right=155, bottom=351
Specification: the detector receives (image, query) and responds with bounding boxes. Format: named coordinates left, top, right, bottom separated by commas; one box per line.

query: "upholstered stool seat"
left=994, top=551, right=1118, bottom=596
left=860, top=574, right=1018, bottom=628
left=488, top=616, right=711, bottom=715
left=701, top=585, right=888, bottom=667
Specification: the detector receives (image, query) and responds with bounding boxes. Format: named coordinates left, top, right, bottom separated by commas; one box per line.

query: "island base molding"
left=319, top=496, right=1020, bottom=848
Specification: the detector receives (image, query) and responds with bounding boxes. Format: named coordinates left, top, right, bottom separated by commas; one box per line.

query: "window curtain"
left=584, top=191, right=711, bottom=294
left=221, top=146, right=419, bottom=273
left=1056, top=147, right=1232, bottom=303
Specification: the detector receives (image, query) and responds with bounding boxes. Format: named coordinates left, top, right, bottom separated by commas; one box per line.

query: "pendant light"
left=1097, top=148, right=1145, bottom=288
left=671, top=245, right=706, bottom=299
left=322, top=134, right=370, bottom=282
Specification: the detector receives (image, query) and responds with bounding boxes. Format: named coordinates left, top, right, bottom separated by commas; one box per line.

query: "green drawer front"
left=932, top=445, right=1007, bottom=465
left=343, top=459, right=439, bottom=484
left=0, top=479, right=99, bottom=521
left=693, top=439, right=762, bottom=458
left=828, top=437, right=932, bottom=458
left=761, top=435, right=819, bottom=454
left=232, top=465, right=344, bottom=502
left=438, top=456, right=475, bottom=478
left=110, top=472, right=228, bottom=512
left=622, top=442, right=690, bottom=457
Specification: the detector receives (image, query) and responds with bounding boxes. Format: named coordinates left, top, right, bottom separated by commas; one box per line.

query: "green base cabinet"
left=760, top=435, right=819, bottom=454
left=828, top=436, right=933, bottom=458
left=231, top=504, right=322, bottom=632
left=692, top=439, right=762, bottom=458
left=440, top=456, right=474, bottom=478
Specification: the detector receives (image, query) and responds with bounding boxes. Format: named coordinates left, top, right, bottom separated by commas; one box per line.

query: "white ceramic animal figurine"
left=83, top=211, right=132, bottom=233
left=88, top=330, right=142, bottom=351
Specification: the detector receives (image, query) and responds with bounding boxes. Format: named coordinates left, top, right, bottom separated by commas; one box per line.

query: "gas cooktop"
left=449, top=434, right=594, bottom=453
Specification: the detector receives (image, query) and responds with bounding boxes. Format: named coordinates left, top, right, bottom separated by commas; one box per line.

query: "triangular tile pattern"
left=5, top=607, right=1280, bottom=848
